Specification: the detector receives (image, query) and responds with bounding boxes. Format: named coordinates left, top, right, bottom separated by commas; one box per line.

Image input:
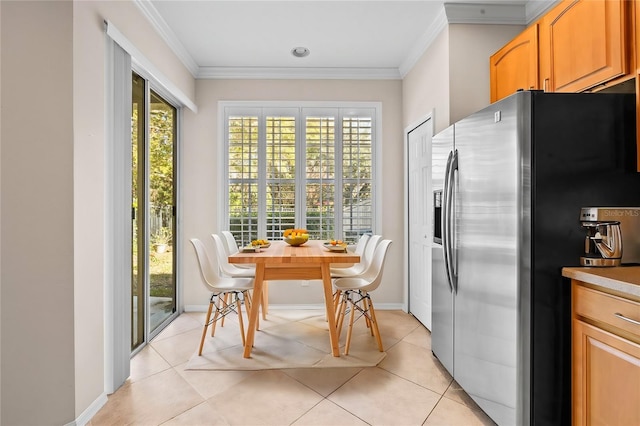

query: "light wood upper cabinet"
left=490, top=0, right=639, bottom=170
left=635, top=0, right=640, bottom=171
left=489, top=24, right=539, bottom=103
left=635, top=0, right=640, bottom=72
left=539, top=0, right=628, bottom=93
left=572, top=282, right=640, bottom=426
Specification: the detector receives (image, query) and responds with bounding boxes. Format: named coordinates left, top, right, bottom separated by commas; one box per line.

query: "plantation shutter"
left=342, top=115, right=373, bottom=240
left=225, top=105, right=375, bottom=247
left=265, top=115, right=297, bottom=240
left=228, top=114, right=259, bottom=244
left=305, top=115, right=336, bottom=241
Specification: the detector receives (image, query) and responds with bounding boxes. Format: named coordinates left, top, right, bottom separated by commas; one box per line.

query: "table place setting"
left=323, top=240, right=348, bottom=252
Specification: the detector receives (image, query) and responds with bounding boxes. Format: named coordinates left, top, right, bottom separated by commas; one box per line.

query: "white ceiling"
left=137, top=0, right=556, bottom=79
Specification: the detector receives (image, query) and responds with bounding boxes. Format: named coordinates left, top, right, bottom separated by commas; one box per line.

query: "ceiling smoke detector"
left=291, top=47, right=310, bottom=58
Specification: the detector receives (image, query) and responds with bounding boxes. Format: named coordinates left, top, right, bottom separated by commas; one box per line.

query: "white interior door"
left=407, top=117, right=433, bottom=329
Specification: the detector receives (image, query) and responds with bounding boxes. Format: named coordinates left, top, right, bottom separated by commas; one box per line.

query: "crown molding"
left=398, top=6, right=448, bottom=78
left=398, top=1, right=551, bottom=78
left=444, top=3, right=526, bottom=25
left=525, top=0, right=560, bottom=24
left=105, top=20, right=198, bottom=112
left=197, top=66, right=401, bottom=80
left=443, top=1, right=557, bottom=25
left=133, top=0, right=199, bottom=77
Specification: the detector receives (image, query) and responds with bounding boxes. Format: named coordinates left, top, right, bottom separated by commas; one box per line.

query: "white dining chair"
left=222, top=230, right=241, bottom=255
left=212, top=233, right=268, bottom=321
left=330, top=234, right=380, bottom=278
left=189, top=238, right=254, bottom=355
left=331, top=234, right=381, bottom=311
left=343, top=234, right=371, bottom=260
left=211, top=233, right=255, bottom=278
left=221, top=230, right=258, bottom=267
left=333, top=239, right=393, bottom=355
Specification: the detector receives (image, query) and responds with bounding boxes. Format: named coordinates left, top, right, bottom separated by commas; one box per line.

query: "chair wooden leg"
left=211, top=295, right=222, bottom=337
left=336, top=293, right=348, bottom=339
left=244, top=291, right=252, bottom=314
left=367, top=295, right=384, bottom=352
left=333, top=290, right=341, bottom=315
left=363, top=296, right=373, bottom=334
left=345, top=297, right=357, bottom=355
left=333, top=292, right=342, bottom=329
left=220, top=293, right=230, bottom=326
left=236, top=293, right=246, bottom=347
left=198, top=299, right=215, bottom=356
left=326, top=290, right=341, bottom=323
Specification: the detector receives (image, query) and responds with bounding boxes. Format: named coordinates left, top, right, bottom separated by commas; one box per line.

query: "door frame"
left=105, top=28, right=187, bottom=393
left=132, top=74, right=182, bottom=354
left=403, top=111, right=434, bottom=319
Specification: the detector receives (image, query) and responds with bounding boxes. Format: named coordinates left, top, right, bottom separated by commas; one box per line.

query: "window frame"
left=218, top=101, right=382, bottom=245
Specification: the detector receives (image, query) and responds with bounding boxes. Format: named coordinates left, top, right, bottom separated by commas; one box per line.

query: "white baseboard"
left=65, top=392, right=108, bottom=426
left=184, top=303, right=406, bottom=312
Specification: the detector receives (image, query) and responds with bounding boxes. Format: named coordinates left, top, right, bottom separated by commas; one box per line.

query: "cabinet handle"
left=614, top=312, right=640, bottom=326
left=543, top=78, right=549, bottom=92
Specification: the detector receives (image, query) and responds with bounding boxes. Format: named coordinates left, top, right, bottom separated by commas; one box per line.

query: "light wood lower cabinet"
left=572, top=283, right=640, bottom=426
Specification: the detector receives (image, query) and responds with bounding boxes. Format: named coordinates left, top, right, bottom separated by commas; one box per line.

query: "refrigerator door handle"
left=448, top=149, right=459, bottom=293
left=442, top=150, right=454, bottom=292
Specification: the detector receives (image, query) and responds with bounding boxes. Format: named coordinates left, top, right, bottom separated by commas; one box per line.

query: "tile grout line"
left=421, top=380, right=455, bottom=424
left=110, top=311, right=480, bottom=425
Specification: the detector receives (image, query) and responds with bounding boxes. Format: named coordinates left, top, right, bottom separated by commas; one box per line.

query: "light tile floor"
left=91, top=310, right=496, bottom=426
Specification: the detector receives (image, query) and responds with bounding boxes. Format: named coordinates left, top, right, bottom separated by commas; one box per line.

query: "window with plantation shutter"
left=224, top=104, right=377, bottom=247
left=266, top=115, right=297, bottom=239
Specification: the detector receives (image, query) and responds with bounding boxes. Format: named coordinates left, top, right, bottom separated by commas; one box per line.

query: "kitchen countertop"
left=562, top=266, right=640, bottom=299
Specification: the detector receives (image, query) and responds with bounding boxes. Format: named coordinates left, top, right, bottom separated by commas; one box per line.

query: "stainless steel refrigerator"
left=431, top=91, right=640, bottom=426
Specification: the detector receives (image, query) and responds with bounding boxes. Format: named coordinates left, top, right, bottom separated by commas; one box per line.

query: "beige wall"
left=0, top=0, right=3, bottom=420
left=448, top=24, right=524, bottom=124
left=1, top=0, right=194, bottom=423
left=73, top=0, right=193, bottom=420
left=182, top=79, right=404, bottom=308
left=402, top=24, right=524, bottom=134
left=402, top=28, right=451, bottom=133
left=72, top=0, right=194, bottom=415
left=1, top=2, right=75, bottom=424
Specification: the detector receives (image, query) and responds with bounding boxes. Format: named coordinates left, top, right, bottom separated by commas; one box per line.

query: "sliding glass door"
left=131, top=72, right=178, bottom=352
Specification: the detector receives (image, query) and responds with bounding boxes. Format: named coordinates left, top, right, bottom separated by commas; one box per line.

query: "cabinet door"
left=489, top=24, right=539, bottom=103
left=541, top=0, right=627, bottom=93
left=572, top=319, right=640, bottom=426
left=633, top=0, right=640, bottom=172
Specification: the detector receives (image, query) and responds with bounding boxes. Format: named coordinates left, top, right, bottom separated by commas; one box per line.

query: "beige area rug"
left=186, top=309, right=387, bottom=371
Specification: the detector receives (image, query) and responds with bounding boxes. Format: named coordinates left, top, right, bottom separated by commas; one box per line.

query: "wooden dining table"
left=228, top=239, right=360, bottom=358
